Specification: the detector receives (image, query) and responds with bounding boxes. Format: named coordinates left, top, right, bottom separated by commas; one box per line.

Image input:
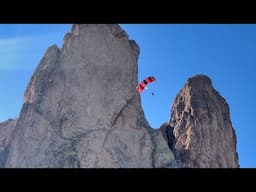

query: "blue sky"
left=0, top=24, right=255, bottom=168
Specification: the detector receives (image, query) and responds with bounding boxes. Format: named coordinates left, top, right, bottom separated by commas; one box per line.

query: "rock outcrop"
left=1, top=24, right=238, bottom=168
left=0, top=119, right=17, bottom=167
left=163, top=75, right=239, bottom=168
left=5, top=24, right=173, bottom=168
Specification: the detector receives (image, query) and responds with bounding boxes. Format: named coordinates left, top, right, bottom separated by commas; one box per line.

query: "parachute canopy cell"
left=136, top=76, right=156, bottom=93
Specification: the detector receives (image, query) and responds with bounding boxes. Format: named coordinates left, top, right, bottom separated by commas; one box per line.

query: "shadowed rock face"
left=0, top=119, right=17, bottom=167
left=5, top=24, right=174, bottom=168
left=167, top=75, right=239, bottom=168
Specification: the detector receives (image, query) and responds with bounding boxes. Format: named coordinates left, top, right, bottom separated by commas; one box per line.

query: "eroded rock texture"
left=5, top=24, right=173, bottom=168
left=166, top=75, right=239, bottom=168
left=0, top=119, right=17, bottom=167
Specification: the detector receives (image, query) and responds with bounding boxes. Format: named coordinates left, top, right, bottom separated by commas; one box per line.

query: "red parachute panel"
left=136, top=76, right=156, bottom=93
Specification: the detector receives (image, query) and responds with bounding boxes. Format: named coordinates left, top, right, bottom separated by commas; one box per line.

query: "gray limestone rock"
left=5, top=24, right=155, bottom=168
left=0, top=119, right=17, bottom=167
left=168, top=74, right=239, bottom=168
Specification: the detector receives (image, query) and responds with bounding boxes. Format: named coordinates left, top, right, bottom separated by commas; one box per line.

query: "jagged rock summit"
left=1, top=25, right=238, bottom=168
left=162, top=74, right=239, bottom=168
left=5, top=24, right=173, bottom=168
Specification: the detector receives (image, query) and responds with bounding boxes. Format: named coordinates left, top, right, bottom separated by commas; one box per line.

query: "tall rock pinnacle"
left=5, top=24, right=172, bottom=167
left=162, top=74, right=239, bottom=168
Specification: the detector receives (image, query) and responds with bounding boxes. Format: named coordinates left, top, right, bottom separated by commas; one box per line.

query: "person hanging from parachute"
left=136, top=76, right=156, bottom=95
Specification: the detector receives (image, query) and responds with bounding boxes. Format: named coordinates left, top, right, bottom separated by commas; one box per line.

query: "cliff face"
left=0, top=119, right=17, bottom=167
left=1, top=24, right=238, bottom=168
left=4, top=24, right=173, bottom=168
left=163, top=75, right=239, bottom=168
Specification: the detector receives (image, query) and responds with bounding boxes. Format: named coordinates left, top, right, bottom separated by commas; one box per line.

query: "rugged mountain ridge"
left=0, top=24, right=238, bottom=168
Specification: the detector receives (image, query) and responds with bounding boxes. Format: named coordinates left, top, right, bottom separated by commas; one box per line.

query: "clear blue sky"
left=0, top=24, right=255, bottom=168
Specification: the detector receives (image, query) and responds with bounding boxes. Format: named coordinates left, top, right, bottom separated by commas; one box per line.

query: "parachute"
left=136, top=76, right=156, bottom=93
